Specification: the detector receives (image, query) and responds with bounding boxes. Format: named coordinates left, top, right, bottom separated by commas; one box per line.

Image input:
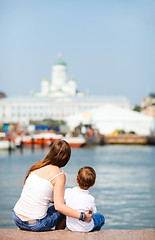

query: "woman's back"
left=14, top=165, right=63, bottom=219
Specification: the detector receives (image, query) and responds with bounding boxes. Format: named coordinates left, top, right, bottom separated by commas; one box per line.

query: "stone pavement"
left=0, top=229, right=155, bottom=240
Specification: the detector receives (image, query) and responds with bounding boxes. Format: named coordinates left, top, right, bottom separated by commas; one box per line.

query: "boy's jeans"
left=12, top=205, right=65, bottom=231
left=91, top=213, right=105, bottom=231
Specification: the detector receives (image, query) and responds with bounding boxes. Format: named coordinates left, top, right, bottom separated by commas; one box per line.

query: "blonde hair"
left=23, top=140, right=71, bottom=184
left=77, top=166, right=96, bottom=190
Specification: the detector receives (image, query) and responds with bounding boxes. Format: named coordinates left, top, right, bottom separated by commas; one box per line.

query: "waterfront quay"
left=1, top=121, right=155, bottom=152
left=0, top=229, right=155, bottom=240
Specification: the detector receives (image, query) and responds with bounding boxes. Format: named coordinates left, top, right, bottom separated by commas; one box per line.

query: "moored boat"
left=0, top=132, right=15, bottom=150
left=15, top=132, right=62, bottom=147
left=62, top=136, right=86, bottom=147
left=15, top=133, right=86, bottom=148
left=0, top=139, right=15, bottom=150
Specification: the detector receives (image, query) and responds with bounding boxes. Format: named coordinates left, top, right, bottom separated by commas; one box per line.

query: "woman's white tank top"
left=14, top=171, right=64, bottom=219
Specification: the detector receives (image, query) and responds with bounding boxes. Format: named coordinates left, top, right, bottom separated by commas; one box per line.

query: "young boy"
left=64, top=166, right=105, bottom=232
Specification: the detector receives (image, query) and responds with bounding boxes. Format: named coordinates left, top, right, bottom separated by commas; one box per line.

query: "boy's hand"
left=84, top=211, right=92, bottom=223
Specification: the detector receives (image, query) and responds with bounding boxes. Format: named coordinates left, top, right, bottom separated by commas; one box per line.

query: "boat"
left=0, top=133, right=15, bottom=150
left=62, top=136, right=86, bottom=147
left=15, top=132, right=86, bottom=148
left=15, top=132, right=62, bottom=147
left=0, top=140, right=15, bottom=150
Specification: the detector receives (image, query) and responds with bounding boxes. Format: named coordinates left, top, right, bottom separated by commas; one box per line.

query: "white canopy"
left=65, top=105, right=154, bottom=135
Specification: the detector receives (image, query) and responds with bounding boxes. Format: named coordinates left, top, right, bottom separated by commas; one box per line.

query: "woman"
left=13, top=140, right=91, bottom=231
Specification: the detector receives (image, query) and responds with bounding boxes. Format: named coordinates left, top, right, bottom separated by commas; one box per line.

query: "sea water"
left=0, top=145, right=155, bottom=229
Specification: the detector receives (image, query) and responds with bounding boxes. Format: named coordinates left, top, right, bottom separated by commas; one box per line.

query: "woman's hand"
left=85, top=210, right=92, bottom=223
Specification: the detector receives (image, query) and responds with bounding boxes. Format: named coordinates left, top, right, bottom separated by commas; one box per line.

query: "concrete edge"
left=0, top=229, right=155, bottom=240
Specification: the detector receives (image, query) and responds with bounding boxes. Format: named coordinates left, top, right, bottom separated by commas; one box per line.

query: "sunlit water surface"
left=0, top=145, right=155, bottom=229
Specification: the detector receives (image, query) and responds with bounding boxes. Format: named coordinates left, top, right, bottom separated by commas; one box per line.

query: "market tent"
left=65, top=105, right=154, bottom=135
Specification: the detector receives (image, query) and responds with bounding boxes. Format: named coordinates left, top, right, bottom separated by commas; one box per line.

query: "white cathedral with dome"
left=0, top=53, right=154, bottom=135
left=0, top=53, right=133, bottom=131
left=33, top=53, right=85, bottom=97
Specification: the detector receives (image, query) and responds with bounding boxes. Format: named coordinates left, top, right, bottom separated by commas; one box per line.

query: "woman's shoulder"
left=48, top=164, right=62, bottom=174
left=47, top=165, right=65, bottom=180
left=48, top=165, right=65, bottom=184
left=33, top=165, right=63, bottom=181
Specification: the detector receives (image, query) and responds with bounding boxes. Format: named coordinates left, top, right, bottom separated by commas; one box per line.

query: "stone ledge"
left=0, top=229, right=154, bottom=240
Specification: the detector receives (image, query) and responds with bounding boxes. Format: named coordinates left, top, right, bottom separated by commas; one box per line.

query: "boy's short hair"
left=77, top=166, right=96, bottom=190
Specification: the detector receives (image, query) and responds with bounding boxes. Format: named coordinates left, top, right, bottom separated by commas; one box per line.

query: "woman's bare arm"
left=53, top=174, right=91, bottom=222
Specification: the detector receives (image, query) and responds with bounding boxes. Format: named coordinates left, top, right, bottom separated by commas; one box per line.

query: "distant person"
left=64, top=166, right=105, bottom=232
left=12, top=140, right=92, bottom=231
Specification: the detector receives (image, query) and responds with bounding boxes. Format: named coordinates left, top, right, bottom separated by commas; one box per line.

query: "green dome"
left=69, top=77, right=75, bottom=81
left=43, top=77, right=49, bottom=82
left=54, top=54, right=66, bottom=66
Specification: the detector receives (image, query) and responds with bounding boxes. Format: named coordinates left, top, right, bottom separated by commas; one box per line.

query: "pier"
left=0, top=229, right=154, bottom=240
left=103, top=134, right=148, bottom=144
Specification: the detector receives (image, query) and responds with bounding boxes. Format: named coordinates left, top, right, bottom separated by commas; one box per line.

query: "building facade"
left=0, top=95, right=130, bottom=125
left=0, top=54, right=130, bottom=125
left=141, top=93, right=155, bottom=119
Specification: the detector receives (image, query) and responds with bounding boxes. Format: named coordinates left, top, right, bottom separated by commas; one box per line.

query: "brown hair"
left=23, top=140, right=71, bottom=184
left=77, top=166, right=96, bottom=190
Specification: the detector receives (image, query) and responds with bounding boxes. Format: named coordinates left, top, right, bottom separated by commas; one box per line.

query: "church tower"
left=33, top=53, right=85, bottom=97
left=51, top=53, right=67, bottom=92
left=41, top=77, right=50, bottom=95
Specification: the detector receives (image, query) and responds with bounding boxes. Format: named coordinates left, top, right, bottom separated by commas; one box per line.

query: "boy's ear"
left=76, top=177, right=78, bottom=184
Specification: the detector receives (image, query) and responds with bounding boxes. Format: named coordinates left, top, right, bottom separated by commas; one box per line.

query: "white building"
left=0, top=96, right=130, bottom=125
left=0, top=54, right=130, bottom=125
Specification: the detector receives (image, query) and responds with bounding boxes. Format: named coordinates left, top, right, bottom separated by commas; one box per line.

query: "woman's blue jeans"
left=91, top=213, right=105, bottom=231
left=12, top=205, right=65, bottom=231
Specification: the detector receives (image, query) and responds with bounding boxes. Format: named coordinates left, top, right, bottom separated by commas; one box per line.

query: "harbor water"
left=0, top=145, right=155, bottom=229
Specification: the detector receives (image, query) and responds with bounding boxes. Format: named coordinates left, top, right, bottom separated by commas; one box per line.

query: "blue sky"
left=0, top=0, right=155, bottom=105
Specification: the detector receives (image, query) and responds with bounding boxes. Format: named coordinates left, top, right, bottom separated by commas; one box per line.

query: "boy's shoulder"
left=65, top=186, right=76, bottom=194
left=64, top=187, right=76, bottom=201
left=65, top=187, right=95, bottom=200
left=65, top=187, right=72, bottom=194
